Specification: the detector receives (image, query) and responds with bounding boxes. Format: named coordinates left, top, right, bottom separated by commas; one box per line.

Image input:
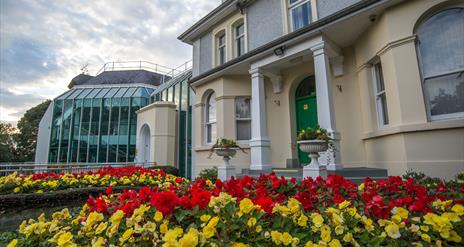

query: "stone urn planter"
left=298, top=140, right=329, bottom=179
left=214, top=148, right=238, bottom=181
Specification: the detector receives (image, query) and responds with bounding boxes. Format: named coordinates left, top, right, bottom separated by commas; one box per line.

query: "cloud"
left=0, top=0, right=221, bottom=123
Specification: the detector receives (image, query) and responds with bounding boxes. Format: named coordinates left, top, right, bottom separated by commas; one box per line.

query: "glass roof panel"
left=76, top=88, right=93, bottom=99
left=85, top=88, right=101, bottom=98
left=123, top=87, right=137, bottom=97
left=57, top=89, right=74, bottom=100
left=114, top=87, right=128, bottom=98
left=67, top=88, right=84, bottom=99
left=132, top=87, right=150, bottom=98
left=105, top=87, right=119, bottom=98
left=95, top=88, right=111, bottom=98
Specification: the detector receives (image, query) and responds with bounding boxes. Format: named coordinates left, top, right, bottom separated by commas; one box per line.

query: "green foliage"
left=296, top=125, right=331, bottom=141
left=0, top=231, right=18, bottom=246
left=208, top=138, right=247, bottom=158
left=15, top=100, right=51, bottom=162
left=0, top=122, right=17, bottom=162
left=197, top=167, right=218, bottom=181
left=155, top=166, right=180, bottom=176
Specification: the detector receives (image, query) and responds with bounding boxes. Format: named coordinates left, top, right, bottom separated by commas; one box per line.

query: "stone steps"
left=238, top=167, right=388, bottom=184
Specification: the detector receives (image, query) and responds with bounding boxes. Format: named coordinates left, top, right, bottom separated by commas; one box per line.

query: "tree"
left=15, top=100, right=52, bottom=162
left=0, top=122, right=17, bottom=162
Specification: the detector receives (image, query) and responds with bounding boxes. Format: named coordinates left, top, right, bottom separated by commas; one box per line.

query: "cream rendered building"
left=177, top=0, right=463, bottom=179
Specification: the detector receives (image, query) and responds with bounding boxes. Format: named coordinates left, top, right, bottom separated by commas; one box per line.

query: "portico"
left=248, top=35, right=343, bottom=172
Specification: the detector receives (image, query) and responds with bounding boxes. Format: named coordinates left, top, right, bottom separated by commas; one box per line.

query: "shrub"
left=197, top=167, right=218, bottom=181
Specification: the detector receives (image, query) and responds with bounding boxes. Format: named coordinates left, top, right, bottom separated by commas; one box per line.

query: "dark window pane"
left=296, top=76, right=316, bottom=98
left=237, top=121, right=251, bottom=140
left=426, top=72, right=464, bottom=116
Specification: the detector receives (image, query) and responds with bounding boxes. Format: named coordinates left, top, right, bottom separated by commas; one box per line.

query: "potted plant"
left=208, top=138, right=246, bottom=181
left=297, top=126, right=332, bottom=179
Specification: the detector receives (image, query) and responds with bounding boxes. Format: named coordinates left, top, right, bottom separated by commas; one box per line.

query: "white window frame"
left=372, top=61, right=389, bottom=128
left=205, top=92, right=216, bottom=144
left=217, top=33, right=226, bottom=66
left=288, top=0, right=312, bottom=32
left=235, top=96, right=251, bottom=141
left=234, top=22, right=245, bottom=58
left=415, top=6, right=464, bottom=121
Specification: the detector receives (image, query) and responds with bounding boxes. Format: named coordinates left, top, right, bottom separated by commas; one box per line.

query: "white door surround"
left=248, top=35, right=343, bottom=171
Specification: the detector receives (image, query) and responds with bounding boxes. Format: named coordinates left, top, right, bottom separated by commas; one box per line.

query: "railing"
left=0, top=162, right=158, bottom=176
left=95, top=60, right=192, bottom=83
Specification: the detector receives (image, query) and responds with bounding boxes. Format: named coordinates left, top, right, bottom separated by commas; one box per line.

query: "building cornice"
left=188, top=0, right=388, bottom=86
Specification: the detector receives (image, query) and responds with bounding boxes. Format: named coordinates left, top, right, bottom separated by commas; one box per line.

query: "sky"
left=0, top=0, right=221, bottom=125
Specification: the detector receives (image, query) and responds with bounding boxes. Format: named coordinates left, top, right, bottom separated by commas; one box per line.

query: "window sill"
left=362, top=118, right=464, bottom=140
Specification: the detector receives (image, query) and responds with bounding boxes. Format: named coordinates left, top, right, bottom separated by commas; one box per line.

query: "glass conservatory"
left=48, top=86, right=154, bottom=163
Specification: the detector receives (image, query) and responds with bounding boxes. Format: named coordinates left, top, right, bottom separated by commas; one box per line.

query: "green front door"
left=295, top=76, right=318, bottom=164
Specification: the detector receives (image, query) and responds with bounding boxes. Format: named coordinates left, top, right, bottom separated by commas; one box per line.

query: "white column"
left=249, top=68, right=271, bottom=171
left=311, top=42, right=343, bottom=170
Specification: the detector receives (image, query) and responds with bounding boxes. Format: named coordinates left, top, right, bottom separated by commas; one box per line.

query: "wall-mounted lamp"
left=273, top=46, right=285, bottom=56
left=336, top=85, right=342, bottom=92
left=274, top=100, right=281, bottom=106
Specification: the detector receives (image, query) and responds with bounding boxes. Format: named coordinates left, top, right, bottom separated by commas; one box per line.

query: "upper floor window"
left=217, top=32, right=226, bottom=65
left=234, top=22, right=245, bottom=57
left=235, top=97, right=251, bottom=140
left=205, top=92, right=217, bottom=144
left=416, top=7, right=464, bottom=120
left=372, top=61, right=389, bottom=127
left=289, top=0, right=312, bottom=31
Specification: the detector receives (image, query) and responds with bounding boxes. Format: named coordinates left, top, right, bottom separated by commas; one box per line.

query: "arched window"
left=205, top=92, right=216, bottom=144
left=416, top=7, right=464, bottom=120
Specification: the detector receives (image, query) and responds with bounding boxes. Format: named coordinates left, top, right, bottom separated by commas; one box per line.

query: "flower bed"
left=7, top=172, right=464, bottom=246
left=0, top=166, right=187, bottom=194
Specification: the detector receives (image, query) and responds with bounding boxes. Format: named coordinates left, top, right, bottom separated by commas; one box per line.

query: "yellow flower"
left=120, top=228, right=133, bottom=244
left=421, top=233, right=431, bottom=243
left=7, top=239, right=17, bottom=247
left=358, top=183, right=365, bottom=191
left=338, top=200, right=350, bottom=210
left=160, top=223, right=168, bottom=233
left=441, top=212, right=460, bottom=223
left=13, top=187, right=20, bottom=193
left=343, top=232, right=353, bottom=243
left=311, top=213, right=324, bottom=228
left=409, top=224, right=420, bottom=232
left=95, top=222, right=108, bottom=235
left=256, top=225, right=263, bottom=233
left=202, top=225, right=216, bottom=239
left=239, top=198, right=255, bottom=214
left=304, top=241, right=315, bottom=247
left=109, top=210, right=124, bottom=225
left=154, top=211, right=163, bottom=222
left=420, top=225, right=429, bottom=232
left=392, top=207, right=409, bottom=219
left=321, top=225, right=332, bottom=243
left=179, top=228, right=199, bottom=247
left=347, top=207, right=357, bottom=217
left=329, top=239, right=342, bottom=247
left=451, top=204, right=464, bottom=216
left=385, top=224, right=401, bottom=239
left=163, top=227, right=183, bottom=243
left=247, top=217, right=257, bottom=227
left=57, top=232, right=74, bottom=247
left=271, top=231, right=282, bottom=245
left=335, top=225, right=344, bottom=235
left=144, top=221, right=157, bottom=232
left=281, top=232, right=292, bottom=246
left=200, top=214, right=211, bottom=222
left=449, top=230, right=462, bottom=243
left=92, top=237, right=106, bottom=247
left=297, top=214, right=308, bottom=227
left=287, top=198, right=301, bottom=213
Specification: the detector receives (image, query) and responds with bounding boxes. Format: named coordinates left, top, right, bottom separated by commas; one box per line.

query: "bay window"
left=205, top=92, right=216, bottom=144
left=416, top=7, right=464, bottom=120
left=235, top=97, right=251, bottom=140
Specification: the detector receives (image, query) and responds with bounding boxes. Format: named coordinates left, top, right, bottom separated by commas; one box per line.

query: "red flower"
left=150, top=191, right=179, bottom=215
